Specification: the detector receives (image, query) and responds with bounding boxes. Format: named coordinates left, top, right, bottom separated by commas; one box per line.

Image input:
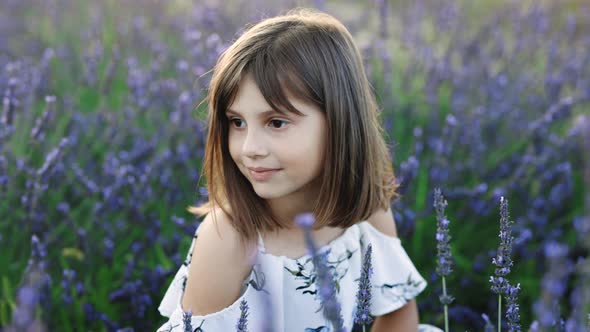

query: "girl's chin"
left=252, top=185, right=290, bottom=199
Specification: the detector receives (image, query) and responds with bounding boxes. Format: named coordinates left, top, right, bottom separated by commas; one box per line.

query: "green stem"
left=498, top=294, right=502, bottom=332
left=442, top=276, right=449, bottom=332
left=363, top=324, right=366, bottom=332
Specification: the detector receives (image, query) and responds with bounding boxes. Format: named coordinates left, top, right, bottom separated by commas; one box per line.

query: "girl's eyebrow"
left=225, top=109, right=283, bottom=118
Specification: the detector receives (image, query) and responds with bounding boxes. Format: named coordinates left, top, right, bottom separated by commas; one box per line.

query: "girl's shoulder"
left=365, top=206, right=398, bottom=238
left=179, top=207, right=257, bottom=315
left=197, top=206, right=258, bottom=263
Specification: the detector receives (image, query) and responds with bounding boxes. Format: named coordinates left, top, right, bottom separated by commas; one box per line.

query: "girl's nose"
left=242, top=130, right=269, bottom=159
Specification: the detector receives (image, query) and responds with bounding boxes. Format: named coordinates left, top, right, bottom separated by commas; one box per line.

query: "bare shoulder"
left=181, top=207, right=256, bottom=316
left=367, top=206, right=399, bottom=238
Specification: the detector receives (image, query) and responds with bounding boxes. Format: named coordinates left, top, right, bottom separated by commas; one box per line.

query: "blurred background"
left=1, top=0, right=589, bottom=331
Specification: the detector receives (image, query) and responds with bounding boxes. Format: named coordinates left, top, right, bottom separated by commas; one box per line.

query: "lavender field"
left=1, top=0, right=589, bottom=331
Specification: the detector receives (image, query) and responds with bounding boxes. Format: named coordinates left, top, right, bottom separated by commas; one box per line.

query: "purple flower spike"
left=61, top=269, right=77, bottom=305
left=236, top=299, right=249, bottom=332
left=17, top=286, right=39, bottom=308
left=433, top=188, right=454, bottom=278
left=433, top=188, right=454, bottom=332
left=490, top=196, right=514, bottom=295
left=295, top=213, right=345, bottom=332
left=504, top=282, right=522, bottom=332
left=354, top=243, right=373, bottom=326
left=28, top=234, right=48, bottom=269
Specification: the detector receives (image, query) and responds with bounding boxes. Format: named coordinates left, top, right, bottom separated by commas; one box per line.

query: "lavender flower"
left=295, top=213, right=346, bottom=332
left=61, top=269, right=76, bottom=305
left=434, top=188, right=454, bottom=332
left=236, top=299, right=249, bottom=332
left=490, top=197, right=515, bottom=295
left=36, top=137, right=69, bottom=178
left=26, top=234, right=48, bottom=272
left=183, top=309, right=192, bottom=332
left=10, top=284, right=39, bottom=329
left=354, top=243, right=373, bottom=327
left=108, top=279, right=152, bottom=319
left=25, top=235, right=51, bottom=309
left=489, top=196, right=516, bottom=332
left=295, top=213, right=315, bottom=229
left=30, top=95, right=56, bottom=142
left=3, top=2, right=590, bottom=330
left=4, top=235, right=51, bottom=331
left=1, top=78, right=18, bottom=127
left=556, top=317, right=566, bottom=332
left=434, top=188, right=454, bottom=279
left=533, top=241, right=573, bottom=330
left=504, top=282, right=521, bottom=332
left=482, top=313, right=496, bottom=332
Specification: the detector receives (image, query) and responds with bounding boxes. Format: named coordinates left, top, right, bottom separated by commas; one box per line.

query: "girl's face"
left=226, top=73, right=326, bottom=203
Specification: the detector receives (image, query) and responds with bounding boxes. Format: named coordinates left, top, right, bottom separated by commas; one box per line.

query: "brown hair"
left=188, top=8, right=400, bottom=251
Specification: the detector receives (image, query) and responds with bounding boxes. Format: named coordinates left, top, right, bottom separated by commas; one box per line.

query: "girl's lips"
left=248, top=168, right=281, bottom=181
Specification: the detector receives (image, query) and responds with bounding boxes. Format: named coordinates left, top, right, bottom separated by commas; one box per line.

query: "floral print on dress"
left=156, top=221, right=443, bottom=332
left=304, top=326, right=330, bottom=332
left=374, top=273, right=425, bottom=305
left=246, top=263, right=269, bottom=294
left=285, top=248, right=357, bottom=294
left=284, top=247, right=358, bottom=315
left=157, top=318, right=205, bottom=332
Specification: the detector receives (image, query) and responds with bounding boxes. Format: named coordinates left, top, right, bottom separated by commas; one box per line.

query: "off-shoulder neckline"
left=256, top=220, right=401, bottom=262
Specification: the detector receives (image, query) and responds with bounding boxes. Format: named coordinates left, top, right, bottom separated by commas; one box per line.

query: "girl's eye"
left=229, top=118, right=245, bottom=128
left=269, top=119, right=288, bottom=129
left=229, top=118, right=288, bottom=129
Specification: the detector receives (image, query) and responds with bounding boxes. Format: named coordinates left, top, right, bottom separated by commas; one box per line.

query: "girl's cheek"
left=227, top=140, right=240, bottom=159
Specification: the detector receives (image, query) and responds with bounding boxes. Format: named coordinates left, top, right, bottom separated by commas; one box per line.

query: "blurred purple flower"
left=36, top=137, right=69, bottom=178
left=6, top=235, right=51, bottom=332
left=295, top=213, right=345, bottom=332
left=533, top=241, right=572, bottom=330
left=61, top=269, right=76, bottom=305
left=295, top=212, right=315, bottom=228
left=482, top=313, right=495, bottom=332
left=30, top=95, right=56, bottom=142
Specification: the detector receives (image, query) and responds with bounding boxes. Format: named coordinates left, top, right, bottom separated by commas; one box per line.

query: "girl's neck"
left=266, top=175, right=323, bottom=229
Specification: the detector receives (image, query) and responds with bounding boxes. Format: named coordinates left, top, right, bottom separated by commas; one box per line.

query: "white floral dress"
left=157, top=220, right=443, bottom=332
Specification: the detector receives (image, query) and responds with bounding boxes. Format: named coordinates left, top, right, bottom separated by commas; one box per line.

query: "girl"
left=157, top=8, right=442, bottom=332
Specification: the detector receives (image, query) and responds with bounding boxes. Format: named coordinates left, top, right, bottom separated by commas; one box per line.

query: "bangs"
left=252, top=51, right=321, bottom=116
left=222, top=47, right=323, bottom=117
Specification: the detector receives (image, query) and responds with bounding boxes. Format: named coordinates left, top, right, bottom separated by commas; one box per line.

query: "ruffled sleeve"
left=157, top=228, right=197, bottom=319
left=358, top=222, right=428, bottom=317
left=156, top=228, right=265, bottom=332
